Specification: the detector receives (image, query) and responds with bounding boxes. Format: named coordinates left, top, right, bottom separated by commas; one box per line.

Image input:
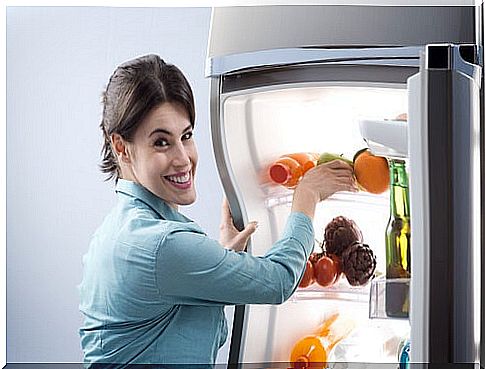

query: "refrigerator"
left=206, top=4, right=482, bottom=367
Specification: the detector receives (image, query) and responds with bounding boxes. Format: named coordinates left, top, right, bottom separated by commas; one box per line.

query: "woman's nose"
left=171, top=142, right=191, bottom=167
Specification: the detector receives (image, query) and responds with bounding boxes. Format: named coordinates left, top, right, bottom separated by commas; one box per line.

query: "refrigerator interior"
left=221, top=83, right=412, bottom=363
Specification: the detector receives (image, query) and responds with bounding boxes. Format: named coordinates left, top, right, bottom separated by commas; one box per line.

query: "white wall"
left=6, top=6, right=229, bottom=363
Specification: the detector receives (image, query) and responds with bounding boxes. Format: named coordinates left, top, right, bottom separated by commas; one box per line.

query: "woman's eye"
left=182, top=131, right=193, bottom=141
left=154, top=139, right=169, bottom=147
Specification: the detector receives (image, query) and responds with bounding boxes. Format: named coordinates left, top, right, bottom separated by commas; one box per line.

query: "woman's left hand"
left=219, top=197, right=258, bottom=252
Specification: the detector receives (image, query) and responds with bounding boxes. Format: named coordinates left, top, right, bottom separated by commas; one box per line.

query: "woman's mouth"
left=164, top=172, right=192, bottom=190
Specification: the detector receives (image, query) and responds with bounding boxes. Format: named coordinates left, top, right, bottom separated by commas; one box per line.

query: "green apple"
left=317, top=152, right=353, bottom=166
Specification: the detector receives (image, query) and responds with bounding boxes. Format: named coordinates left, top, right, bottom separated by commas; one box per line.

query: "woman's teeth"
left=166, top=173, right=190, bottom=184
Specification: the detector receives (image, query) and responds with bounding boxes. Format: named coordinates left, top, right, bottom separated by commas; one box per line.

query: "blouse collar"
left=115, top=179, right=194, bottom=224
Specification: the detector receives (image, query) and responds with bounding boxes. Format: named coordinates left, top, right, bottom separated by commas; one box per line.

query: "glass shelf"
left=369, top=276, right=410, bottom=320
left=291, top=277, right=371, bottom=303
left=263, top=185, right=389, bottom=209
left=291, top=276, right=411, bottom=322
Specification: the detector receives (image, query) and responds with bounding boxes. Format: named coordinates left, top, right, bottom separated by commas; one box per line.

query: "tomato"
left=314, top=256, right=338, bottom=287
left=328, top=253, right=343, bottom=282
left=298, top=260, right=315, bottom=288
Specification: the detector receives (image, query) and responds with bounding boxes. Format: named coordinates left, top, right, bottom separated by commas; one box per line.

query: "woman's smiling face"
left=122, top=102, right=198, bottom=208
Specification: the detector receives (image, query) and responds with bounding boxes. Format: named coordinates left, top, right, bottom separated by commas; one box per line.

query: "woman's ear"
left=111, top=133, right=132, bottom=164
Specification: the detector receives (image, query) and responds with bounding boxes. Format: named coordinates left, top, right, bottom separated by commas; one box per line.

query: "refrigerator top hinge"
left=426, top=44, right=482, bottom=84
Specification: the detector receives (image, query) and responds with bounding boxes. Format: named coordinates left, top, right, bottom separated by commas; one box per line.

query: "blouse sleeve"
left=155, top=211, right=314, bottom=306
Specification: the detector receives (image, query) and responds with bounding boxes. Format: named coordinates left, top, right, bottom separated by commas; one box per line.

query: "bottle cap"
left=269, top=163, right=290, bottom=184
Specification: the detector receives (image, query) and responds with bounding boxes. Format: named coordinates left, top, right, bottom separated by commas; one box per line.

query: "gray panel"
left=208, top=6, right=475, bottom=58
left=450, top=46, right=481, bottom=363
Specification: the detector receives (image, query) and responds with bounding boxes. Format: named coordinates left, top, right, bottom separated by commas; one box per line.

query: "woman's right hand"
left=291, top=160, right=357, bottom=219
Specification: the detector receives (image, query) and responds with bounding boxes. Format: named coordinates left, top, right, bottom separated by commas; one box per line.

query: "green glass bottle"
left=385, top=159, right=411, bottom=318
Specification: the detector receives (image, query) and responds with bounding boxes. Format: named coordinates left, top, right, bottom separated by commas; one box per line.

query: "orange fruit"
left=353, top=149, right=390, bottom=194
left=290, top=335, right=328, bottom=369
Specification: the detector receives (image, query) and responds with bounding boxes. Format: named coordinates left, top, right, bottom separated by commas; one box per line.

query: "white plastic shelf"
left=292, top=277, right=372, bottom=303
left=263, top=185, right=389, bottom=209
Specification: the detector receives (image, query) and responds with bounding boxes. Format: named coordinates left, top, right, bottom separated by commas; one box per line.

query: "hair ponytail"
left=99, top=114, right=119, bottom=182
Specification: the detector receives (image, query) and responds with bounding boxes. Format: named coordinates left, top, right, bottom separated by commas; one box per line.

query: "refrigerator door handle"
left=209, top=75, right=249, bottom=365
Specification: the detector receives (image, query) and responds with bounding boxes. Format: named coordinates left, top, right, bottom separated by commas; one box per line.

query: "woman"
left=78, top=54, right=357, bottom=366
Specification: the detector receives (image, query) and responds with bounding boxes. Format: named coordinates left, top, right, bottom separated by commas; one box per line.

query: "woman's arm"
left=156, top=213, right=313, bottom=306
left=156, top=160, right=356, bottom=306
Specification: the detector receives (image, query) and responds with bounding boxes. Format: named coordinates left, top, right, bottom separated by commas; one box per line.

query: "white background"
left=6, top=6, right=229, bottom=363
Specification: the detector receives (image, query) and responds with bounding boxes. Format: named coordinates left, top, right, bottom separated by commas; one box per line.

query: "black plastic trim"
left=459, top=44, right=478, bottom=65
left=228, top=305, right=246, bottom=366
left=427, top=67, right=454, bottom=362
left=222, top=63, right=418, bottom=93
left=427, top=45, right=452, bottom=69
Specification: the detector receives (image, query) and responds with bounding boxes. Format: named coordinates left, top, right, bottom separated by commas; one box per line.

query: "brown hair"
left=99, top=54, right=195, bottom=182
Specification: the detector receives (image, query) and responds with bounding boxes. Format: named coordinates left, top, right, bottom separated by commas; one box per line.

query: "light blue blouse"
left=79, top=179, right=314, bottom=365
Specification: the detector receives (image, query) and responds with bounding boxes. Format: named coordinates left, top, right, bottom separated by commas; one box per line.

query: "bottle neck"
left=389, top=159, right=410, bottom=217
left=390, top=159, right=408, bottom=187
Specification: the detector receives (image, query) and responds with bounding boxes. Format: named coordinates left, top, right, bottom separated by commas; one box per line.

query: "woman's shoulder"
left=117, top=202, right=204, bottom=247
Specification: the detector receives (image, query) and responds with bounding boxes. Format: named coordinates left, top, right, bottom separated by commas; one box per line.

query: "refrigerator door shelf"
left=358, top=119, right=408, bottom=158
left=369, top=276, right=411, bottom=320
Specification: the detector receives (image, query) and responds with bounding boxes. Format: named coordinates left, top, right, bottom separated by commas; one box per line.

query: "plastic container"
left=269, top=152, right=319, bottom=188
